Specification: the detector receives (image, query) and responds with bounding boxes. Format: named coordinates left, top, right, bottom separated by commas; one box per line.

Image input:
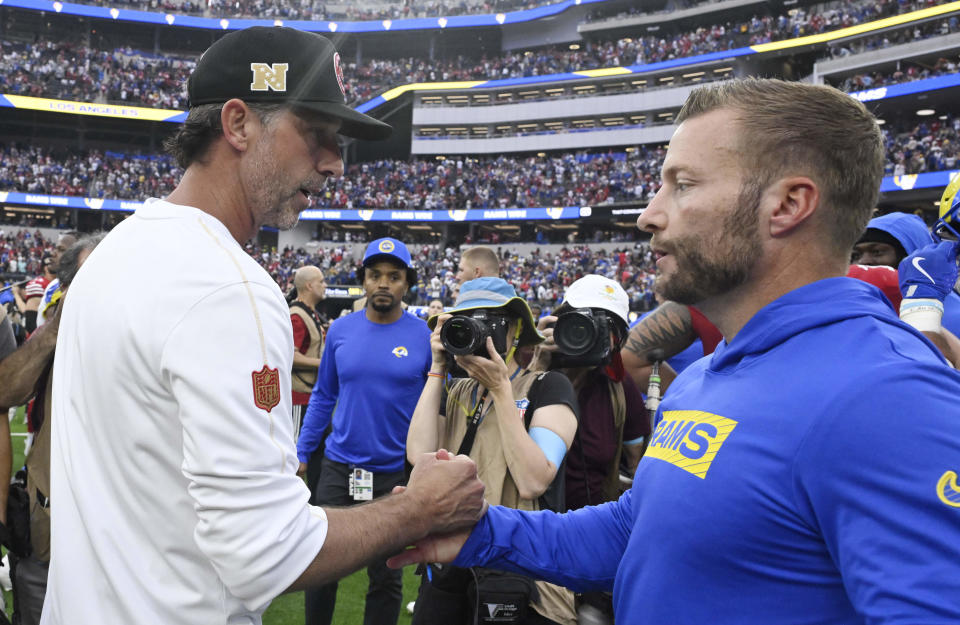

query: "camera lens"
left=445, top=319, right=474, bottom=351
left=554, top=310, right=598, bottom=356
left=441, top=316, right=488, bottom=356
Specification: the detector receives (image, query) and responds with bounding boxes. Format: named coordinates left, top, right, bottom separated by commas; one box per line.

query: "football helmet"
left=935, top=171, right=960, bottom=242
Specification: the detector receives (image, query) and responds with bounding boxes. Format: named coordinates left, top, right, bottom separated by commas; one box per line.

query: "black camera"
left=441, top=310, right=511, bottom=358
left=551, top=308, right=613, bottom=368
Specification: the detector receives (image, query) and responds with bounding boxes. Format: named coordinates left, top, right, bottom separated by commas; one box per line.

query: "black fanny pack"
left=414, top=564, right=540, bottom=625
left=468, top=567, right=539, bottom=624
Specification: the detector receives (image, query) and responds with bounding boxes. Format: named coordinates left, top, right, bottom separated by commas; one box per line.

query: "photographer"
left=530, top=276, right=649, bottom=625
left=531, top=276, right=649, bottom=511
left=407, top=277, right=578, bottom=625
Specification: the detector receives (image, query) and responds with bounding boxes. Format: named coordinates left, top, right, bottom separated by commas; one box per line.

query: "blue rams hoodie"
left=454, top=278, right=960, bottom=624
left=867, top=212, right=960, bottom=335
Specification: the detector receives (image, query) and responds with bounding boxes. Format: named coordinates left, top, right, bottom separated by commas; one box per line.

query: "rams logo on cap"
left=250, top=62, right=289, bottom=92
left=392, top=346, right=408, bottom=358
left=379, top=240, right=395, bottom=253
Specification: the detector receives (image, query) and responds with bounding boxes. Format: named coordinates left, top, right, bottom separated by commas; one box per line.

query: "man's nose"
left=636, top=187, right=666, bottom=234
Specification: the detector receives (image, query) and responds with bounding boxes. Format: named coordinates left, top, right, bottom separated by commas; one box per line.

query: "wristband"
left=900, top=298, right=945, bottom=333
left=427, top=371, right=445, bottom=379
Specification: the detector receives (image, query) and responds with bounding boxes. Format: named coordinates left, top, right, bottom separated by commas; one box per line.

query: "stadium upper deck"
left=0, top=0, right=957, bottom=235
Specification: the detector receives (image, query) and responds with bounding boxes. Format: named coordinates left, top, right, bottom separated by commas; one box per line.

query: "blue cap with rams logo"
left=363, top=237, right=411, bottom=268
left=187, top=26, right=391, bottom=141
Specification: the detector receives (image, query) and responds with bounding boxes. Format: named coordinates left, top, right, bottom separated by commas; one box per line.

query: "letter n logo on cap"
left=250, top=62, right=289, bottom=92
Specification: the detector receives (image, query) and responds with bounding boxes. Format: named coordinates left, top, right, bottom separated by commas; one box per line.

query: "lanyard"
left=456, top=366, right=523, bottom=456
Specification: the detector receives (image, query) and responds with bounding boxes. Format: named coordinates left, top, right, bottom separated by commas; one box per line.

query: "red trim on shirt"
left=689, top=306, right=723, bottom=355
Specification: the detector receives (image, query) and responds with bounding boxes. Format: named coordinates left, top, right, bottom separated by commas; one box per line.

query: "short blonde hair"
left=677, top=78, right=884, bottom=254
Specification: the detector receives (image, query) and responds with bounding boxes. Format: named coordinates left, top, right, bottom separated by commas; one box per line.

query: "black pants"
left=305, top=457, right=405, bottom=625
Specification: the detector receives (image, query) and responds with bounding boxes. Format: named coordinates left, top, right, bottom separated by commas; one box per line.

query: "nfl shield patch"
left=515, top=398, right=530, bottom=422
left=252, top=365, right=280, bottom=413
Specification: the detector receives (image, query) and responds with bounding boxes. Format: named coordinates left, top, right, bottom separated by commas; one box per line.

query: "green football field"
left=3, top=406, right=421, bottom=625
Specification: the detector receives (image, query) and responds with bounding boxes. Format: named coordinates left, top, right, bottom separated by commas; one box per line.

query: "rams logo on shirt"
left=392, top=346, right=408, bottom=358
left=645, top=410, right=738, bottom=479
left=937, top=470, right=960, bottom=508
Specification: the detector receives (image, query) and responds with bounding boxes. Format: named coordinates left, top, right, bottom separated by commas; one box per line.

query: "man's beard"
left=245, top=127, right=308, bottom=232
left=370, top=293, right=397, bottom=313
left=655, top=180, right=763, bottom=305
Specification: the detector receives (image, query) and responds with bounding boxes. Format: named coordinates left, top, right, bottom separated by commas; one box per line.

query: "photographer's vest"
left=289, top=302, right=324, bottom=395
left=443, top=371, right=577, bottom=625
left=25, top=363, right=53, bottom=561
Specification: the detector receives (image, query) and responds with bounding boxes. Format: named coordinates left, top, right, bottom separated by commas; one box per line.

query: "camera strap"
left=457, top=386, right=489, bottom=457
left=457, top=366, right=522, bottom=456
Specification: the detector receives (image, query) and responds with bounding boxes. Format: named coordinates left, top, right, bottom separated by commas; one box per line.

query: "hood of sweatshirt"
left=708, top=277, right=943, bottom=372
left=865, top=212, right=935, bottom=254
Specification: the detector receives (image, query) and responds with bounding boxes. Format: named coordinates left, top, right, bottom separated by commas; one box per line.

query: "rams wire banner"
left=0, top=170, right=950, bottom=217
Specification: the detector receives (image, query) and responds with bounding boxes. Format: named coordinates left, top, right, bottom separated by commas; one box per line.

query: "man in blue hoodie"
left=298, top=237, right=431, bottom=625
left=853, top=211, right=960, bottom=336
left=387, top=78, right=960, bottom=624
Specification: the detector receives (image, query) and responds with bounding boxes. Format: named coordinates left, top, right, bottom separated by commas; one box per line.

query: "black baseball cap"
left=188, top=26, right=392, bottom=141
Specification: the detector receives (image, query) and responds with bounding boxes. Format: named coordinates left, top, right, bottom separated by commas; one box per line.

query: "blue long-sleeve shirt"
left=455, top=278, right=960, bottom=624
left=297, top=310, right=430, bottom=472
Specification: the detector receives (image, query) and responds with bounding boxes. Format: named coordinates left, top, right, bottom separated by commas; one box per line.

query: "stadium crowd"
left=0, top=145, right=181, bottom=200
left=3, top=110, right=958, bottom=205
left=1, top=0, right=953, bottom=109
left=831, top=56, right=960, bottom=93
left=247, top=238, right=657, bottom=310
left=0, top=228, right=52, bottom=279
left=0, top=225, right=657, bottom=318
left=0, top=37, right=192, bottom=109
left=885, top=113, right=960, bottom=176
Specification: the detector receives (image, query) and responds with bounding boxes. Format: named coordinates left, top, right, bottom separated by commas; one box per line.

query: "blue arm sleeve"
left=296, top=326, right=340, bottom=462
left=452, top=488, right=634, bottom=592
left=794, top=364, right=960, bottom=623
left=528, top=426, right=567, bottom=468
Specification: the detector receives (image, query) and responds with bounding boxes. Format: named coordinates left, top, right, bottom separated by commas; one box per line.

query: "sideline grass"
left=3, top=406, right=422, bottom=624
left=264, top=566, right=420, bottom=625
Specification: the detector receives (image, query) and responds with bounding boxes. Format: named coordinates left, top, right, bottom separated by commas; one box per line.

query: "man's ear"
left=767, top=176, right=820, bottom=238
left=220, top=99, right=256, bottom=152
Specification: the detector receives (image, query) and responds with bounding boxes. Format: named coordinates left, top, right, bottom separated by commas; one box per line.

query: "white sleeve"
left=161, top=282, right=328, bottom=610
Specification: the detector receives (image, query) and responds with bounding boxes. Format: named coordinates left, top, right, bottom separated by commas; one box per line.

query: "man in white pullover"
left=42, top=27, right=485, bottom=625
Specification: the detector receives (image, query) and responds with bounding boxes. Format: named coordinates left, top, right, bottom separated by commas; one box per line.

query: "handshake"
left=385, top=449, right=488, bottom=569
